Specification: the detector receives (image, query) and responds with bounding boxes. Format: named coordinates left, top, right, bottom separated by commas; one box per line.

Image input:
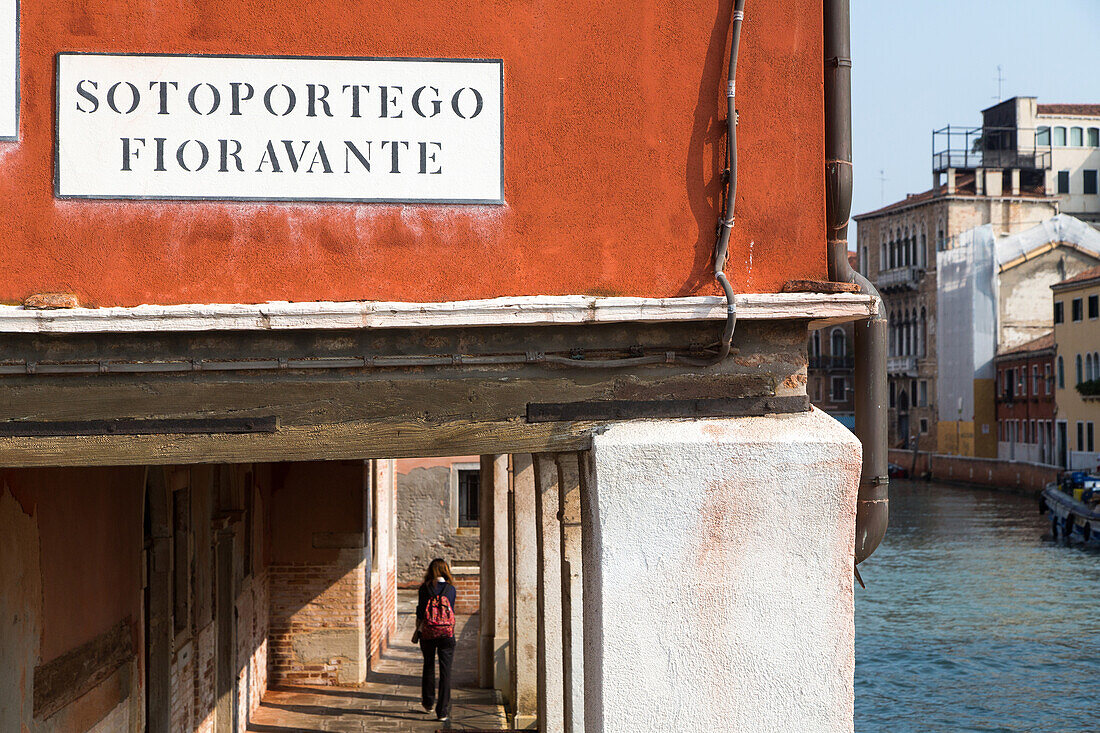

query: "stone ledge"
left=0, top=293, right=876, bottom=334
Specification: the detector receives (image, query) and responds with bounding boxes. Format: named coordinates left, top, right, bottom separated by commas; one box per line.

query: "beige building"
left=936, top=97, right=1100, bottom=224
left=855, top=185, right=1056, bottom=451
left=1052, top=266, right=1100, bottom=470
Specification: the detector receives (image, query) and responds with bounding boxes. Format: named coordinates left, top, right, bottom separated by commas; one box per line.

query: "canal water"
left=855, top=480, right=1100, bottom=732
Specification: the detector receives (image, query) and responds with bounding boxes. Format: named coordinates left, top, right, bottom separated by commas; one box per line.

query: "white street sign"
left=56, top=53, right=504, bottom=203
left=0, top=0, right=16, bottom=140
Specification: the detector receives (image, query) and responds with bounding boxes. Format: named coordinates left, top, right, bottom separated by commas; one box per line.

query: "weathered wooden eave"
left=0, top=294, right=874, bottom=468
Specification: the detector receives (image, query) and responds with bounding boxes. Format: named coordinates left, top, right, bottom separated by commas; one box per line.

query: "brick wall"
left=398, top=566, right=480, bottom=614
left=172, top=570, right=268, bottom=733
left=194, top=623, right=216, bottom=733
left=452, top=568, right=480, bottom=614
left=930, top=453, right=1058, bottom=494
left=268, top=557, right=365, bottom=686
left=170, top=641, right=196, bottom=733
left=368, top=565, right=397, bottom=665
left=889, top=448, right=930, bottom=477
left=889, top=449, right=1057, bottom=493
left=237, top=569, right=268, bottom=728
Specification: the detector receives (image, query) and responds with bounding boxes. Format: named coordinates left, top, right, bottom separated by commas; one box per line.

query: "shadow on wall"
left=0, top=458, right=399, bottom=733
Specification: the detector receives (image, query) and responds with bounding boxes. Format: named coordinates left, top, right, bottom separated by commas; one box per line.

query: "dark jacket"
left=417, top=580, right=457, bottom=626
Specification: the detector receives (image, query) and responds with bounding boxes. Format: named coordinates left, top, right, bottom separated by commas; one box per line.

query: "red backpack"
left=421, top=585, right=455, bottom=640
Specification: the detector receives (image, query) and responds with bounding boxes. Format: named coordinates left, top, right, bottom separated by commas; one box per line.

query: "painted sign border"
left=53, top=51, right=505, bottom=204
left=1, top=0, right=18, bottom=141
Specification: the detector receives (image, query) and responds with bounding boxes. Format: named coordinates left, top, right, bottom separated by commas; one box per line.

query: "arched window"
left=1076, top=354, right=1083, bottom=384
left=1070, top=127, right=1084, bottom=147
left=902, top=228, right=909, bottom=267
left=1053, top=127, right=1067, bottom=146
left=1088, top=353, right=1095, bottom=382
left=1058, top=356, right=1065, bottom=389
left=937, top=220, right=946, bottom=251
left=919, top=307, right=927, bottom=357
left=831, top=328, right=847, bottom=358
left=809, top=330, right=821, bottom=358
left=920, top=226, right=927, bottom=268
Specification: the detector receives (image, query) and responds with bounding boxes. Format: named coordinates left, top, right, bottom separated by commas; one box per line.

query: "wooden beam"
left=33, top=618, right=134, bottom=720
left=0, top=419, right=598, bottom=468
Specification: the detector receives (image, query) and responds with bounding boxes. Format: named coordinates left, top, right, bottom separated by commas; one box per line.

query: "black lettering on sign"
left=381, top=140, right=409, bottom=173
left=344, top=141, right=372, bottom=173
left=418, top=142, right=442, bottom=174
left=75, top=80, right=99, bottom=113
left=107, top=82, right=140, bottom=114
left=230, top=82, right=254, bottom=116
left=176, top=140, right=210, bottom=171
left=263, top=84, right=296, bottom=116
left=120, top=137, right=145, bottom=171
left=149, top=81, right=179, bottom=115
left=451, top=88, right=483, bottom=119
left=219, top=139, right=244, bottom=172
left=187, top=84, right=221, bottom=115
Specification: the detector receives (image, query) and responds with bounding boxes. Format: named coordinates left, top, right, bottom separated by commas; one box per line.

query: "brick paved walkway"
left=249, top=592, right=507, bottom=732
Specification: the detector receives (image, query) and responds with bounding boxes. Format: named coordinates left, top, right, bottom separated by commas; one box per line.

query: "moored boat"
left=1041, top=472, right=1100, bottom=547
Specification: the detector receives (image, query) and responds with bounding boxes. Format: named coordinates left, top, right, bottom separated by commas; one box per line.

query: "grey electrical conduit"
left=824, top=0, right=889, bottom=576
left=540, top=0, right=744, bottom=369
left=468, top=0, right=745, bottom=371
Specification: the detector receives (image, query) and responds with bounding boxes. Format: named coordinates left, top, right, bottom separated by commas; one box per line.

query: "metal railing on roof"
left=932, top=125, right=1053, bottom=174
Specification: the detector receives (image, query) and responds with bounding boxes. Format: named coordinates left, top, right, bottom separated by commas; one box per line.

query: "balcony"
left=932, top=125, right=1052, bottom=174
left=809, top=355, right=855, bottom=371
left=876, top=266, right=922, bottom=291
left=887, top=355, right=918, bottom=376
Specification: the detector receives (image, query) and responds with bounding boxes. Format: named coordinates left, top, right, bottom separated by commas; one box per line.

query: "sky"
left=850, top=0, right=1100, bottom=224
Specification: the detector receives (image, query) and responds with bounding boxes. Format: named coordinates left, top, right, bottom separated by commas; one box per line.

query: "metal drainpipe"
left=824, top=0, right=889, bottom=569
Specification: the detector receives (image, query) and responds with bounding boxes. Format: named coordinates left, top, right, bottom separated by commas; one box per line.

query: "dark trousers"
left=420, top=636, right=455, bottom=716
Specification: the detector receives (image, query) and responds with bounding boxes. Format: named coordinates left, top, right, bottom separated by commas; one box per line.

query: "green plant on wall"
left=1076, top=379, right=1100, bottom=397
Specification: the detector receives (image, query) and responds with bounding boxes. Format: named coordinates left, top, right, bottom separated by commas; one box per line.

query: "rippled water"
left=855, top=480, right=1100, bottom=733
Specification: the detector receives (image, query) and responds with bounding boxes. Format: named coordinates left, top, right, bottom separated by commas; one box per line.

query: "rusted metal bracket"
left=526, top=395, right=809, bottom=423
left=0, top=416, right=278, bottom=437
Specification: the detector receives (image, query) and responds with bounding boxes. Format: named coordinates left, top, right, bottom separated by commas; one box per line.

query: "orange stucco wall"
left=0, top=0, right=825, bottom=307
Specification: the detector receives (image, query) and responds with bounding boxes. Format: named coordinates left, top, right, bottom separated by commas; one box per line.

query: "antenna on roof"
left=994, top=65, right=1005, bottom=102
left=879, top=168, right=887, bottom=204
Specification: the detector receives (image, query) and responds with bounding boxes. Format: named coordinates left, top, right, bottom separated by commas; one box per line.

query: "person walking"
left=415, top=557, right=457, bottom=722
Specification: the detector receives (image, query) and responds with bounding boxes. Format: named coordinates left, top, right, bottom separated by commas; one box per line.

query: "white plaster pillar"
left=479, top=455, right=495, bottom=688
left=479, top=454, right=511, bottom=692
left=510, top=454, right=539, bottom=730
left=581, top=410, right=861, bottom=733
left=533, top=454, right=565, bottom=733
left=492, top=455, right=512, bottom=697
left=557, top=453, right=585, bottom=733
left=985, top=168, right=1003, bottom=197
